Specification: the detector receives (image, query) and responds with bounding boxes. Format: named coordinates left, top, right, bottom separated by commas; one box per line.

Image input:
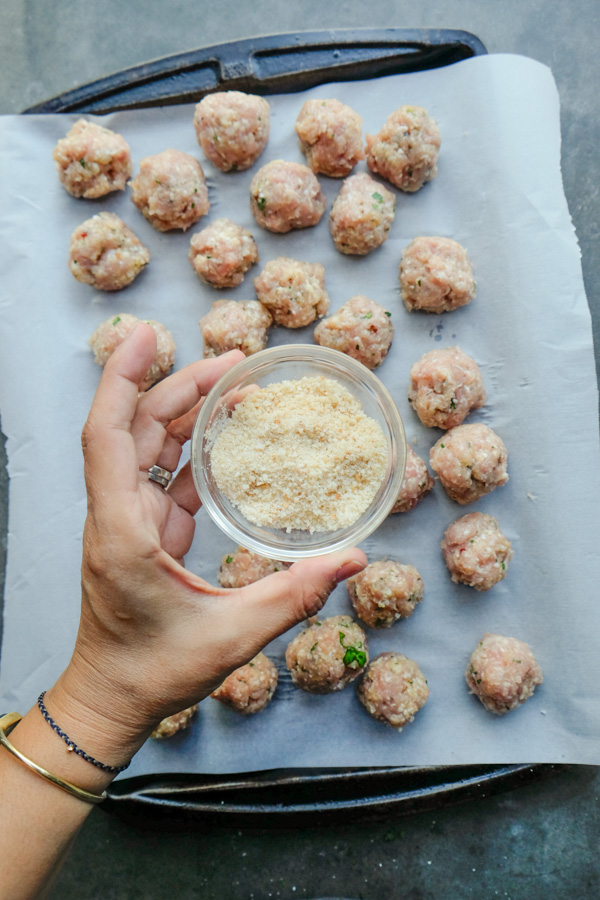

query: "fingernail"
left=334, top=559, right=366, bottom=584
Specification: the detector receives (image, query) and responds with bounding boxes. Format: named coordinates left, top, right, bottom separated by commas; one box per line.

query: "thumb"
left=216, top=548, right=368, bottom=657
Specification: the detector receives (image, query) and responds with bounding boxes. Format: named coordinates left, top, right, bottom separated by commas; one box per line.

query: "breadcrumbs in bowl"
left=191, top=345, right=406, bottom=560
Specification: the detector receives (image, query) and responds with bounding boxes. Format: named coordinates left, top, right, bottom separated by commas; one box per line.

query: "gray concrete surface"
left=53, top=765, right=600, bottom=900
left=1, top=1, right=599, bottom=897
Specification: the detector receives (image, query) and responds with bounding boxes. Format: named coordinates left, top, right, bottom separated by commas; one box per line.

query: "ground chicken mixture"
left=89, top=313, right=175, bottom=391
left=253, top=256, right=330, bottom=327
left=390, top=446, right=434, bottom=514
left=365, top=105, right=440, bottom=192
left=69, top=212, right=150, bottom=291
left=150, top=705, right=198, bottom=739
left=210, top=376, right=388, bottom=533
left=430, top=423, right=509, bottom=504
left=130, top=148, right=209, bottom=231
left=249, top=159, right=326, bottom=233
left=53, top=118, right=132, bottom=198
left=357, top=652, right=429, bottom=729
left=193, top=91, right=270, bottom=172
left=329, top=172, right=396, bottom=256
left=294, top=98, right=363, bottom=177
left=211, top=653, right=278, bottom=715
left=347, top=560, right=424, bottom=628
left=217, top=546, right=291, bottom=588
left=286, top=615, right=368, bottom=694
left=189, top=218, right=258, bottom=288
left=408, top=345, right=486, bottom=429
left=199, top=299, right=272, bottom=358
left=441, top=511, right=513, bottom=591
left=466, top=633, right=543, bottom=714
left=399, top=236, right=476, bottom=313
left=313, top=295, right=394, bottom=369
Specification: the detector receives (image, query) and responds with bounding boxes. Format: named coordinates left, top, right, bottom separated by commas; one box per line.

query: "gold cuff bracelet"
left=0, top=712, right=107, bottom=805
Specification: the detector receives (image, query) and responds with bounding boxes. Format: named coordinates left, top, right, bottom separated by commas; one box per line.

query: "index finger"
left=130, top=349, right=244, bottom=468
left=82, top=323, right=158, bottom=495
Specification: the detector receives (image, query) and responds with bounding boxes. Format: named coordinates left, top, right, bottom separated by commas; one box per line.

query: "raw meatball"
left=408, top=346, right=486, bottom=430
left=390, top=446, right=434, bottom=514
left=441, top=511, right=512, bottom=591
left=357, top=652, right=429, bottom=729
left=218, top=546, right=291, bottom=588
left=365, top=105, right=440, bottom=192
left=347, top=560, right=424, bottom=628
left=466, top=633, right=543, bottom=715
left=313, top=295, right=393, bottom=369
left=129, top=148, right=209, bottom=231
left=189, top=218, right=258, bottom=288
left=285, top=615, right=368, bottom=694
left=249, top=160, right=326, bottom=233
left=68, top=212, right=150, bottom=291
left=199, top=299, right=272, bottom=358
left=151, top=705, right=198, bottom=739
left=89, top=313, right=175, bottom=391
left=53, top=118, right=132, bottom=199
left=294, top=98, right=363, bottom=177
left=399, top=236, right=476, bottom=313
left=329, top=172, right=396, bottom=256
left=430, top=423, right=509, bottom=505
left=211, top=653, right=278, bottom=715
left=193, top=91, right=270, bottom=172
left=254, top=257, right=329, bottom=328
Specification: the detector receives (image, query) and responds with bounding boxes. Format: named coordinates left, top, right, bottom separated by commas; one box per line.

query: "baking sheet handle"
left=103, top=764, right=563, bottom=830
left=23, top=28, right=487, bottom=115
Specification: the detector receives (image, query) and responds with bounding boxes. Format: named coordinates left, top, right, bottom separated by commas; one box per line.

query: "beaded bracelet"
left=37, top=692, right=130, bottom=775
left=0, top=712, right=106, bottom=804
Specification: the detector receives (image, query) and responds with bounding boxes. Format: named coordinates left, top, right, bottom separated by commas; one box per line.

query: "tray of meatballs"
left=9, top=33, right=595, bottom=820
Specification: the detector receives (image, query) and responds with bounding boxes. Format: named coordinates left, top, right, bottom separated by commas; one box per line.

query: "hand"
left=47, top=324, right=366, bottom=765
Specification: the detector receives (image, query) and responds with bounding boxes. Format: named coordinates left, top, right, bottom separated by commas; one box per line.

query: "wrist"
left=46, top=662, right=153, bottom=770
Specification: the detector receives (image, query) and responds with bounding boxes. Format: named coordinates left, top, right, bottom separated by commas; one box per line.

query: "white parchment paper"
left=1, top=55, right=599, bottom=773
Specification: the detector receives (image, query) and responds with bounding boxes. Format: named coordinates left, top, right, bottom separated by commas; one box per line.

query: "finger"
left=166, top=461, right=201, bottom=516
left=167, top=399, right=205, bottom=444
left=158, top=495, right=197, bottom=560
left=131, top=351, right=244, bottom=469
left=212, top=549, right=368, bottom=654
left=148, top=377, right=257, bottom=475
left=82, top=323, right=157, bottom=494
left=154, top=399, right=205, bottom=473
left=154, top=384, right=257, bottom=472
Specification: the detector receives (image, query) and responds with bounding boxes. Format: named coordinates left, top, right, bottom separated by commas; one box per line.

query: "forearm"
left=0, top=678, right=148, bottom=900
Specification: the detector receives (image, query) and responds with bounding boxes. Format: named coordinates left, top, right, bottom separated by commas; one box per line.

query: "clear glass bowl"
left=191, top=345, right=406, bottom=560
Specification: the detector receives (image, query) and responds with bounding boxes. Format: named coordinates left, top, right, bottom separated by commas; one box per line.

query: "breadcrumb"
left=210, top=376, right=388, bottom=532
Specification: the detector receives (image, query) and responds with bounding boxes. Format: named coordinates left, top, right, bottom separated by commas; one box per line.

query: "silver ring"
left=147, top=465, right=173, bottom=489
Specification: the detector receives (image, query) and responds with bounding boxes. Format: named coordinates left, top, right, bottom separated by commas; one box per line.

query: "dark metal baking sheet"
left=21, top=27, right=563, bottom=825
left=24, top=28, right=486, bottom=114
left=104, top=764, right=564, bottom=829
